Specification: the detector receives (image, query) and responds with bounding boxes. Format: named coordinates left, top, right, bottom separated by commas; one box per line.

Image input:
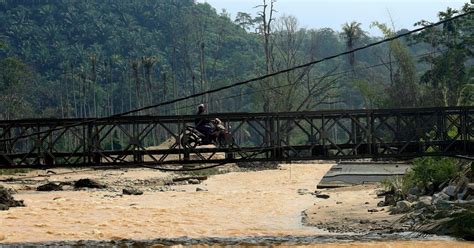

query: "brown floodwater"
left=179, top=241, right=473, bottom=247
left=0, top=164, right=472, bottom=247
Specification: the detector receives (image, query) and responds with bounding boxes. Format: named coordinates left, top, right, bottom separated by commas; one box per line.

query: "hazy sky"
left=197, top=0, right=468, bottom=36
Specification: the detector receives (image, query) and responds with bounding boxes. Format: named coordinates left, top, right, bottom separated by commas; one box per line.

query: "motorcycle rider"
left=194, top=104, right=215, bottom=138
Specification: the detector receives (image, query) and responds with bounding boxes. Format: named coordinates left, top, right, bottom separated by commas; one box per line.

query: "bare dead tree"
left=256, top=0, right=277, bottom=112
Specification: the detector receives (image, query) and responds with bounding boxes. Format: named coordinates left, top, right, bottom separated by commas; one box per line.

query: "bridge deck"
left=0, top=107, right=472, bottom=168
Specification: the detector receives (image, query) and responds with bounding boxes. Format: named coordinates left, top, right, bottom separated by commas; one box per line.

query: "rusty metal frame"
left=0, top=107, right=472, bottom=168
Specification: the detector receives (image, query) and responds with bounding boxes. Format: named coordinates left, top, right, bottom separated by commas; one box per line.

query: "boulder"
left=122, top=188, right=143, bottom=195
left=397, top=200, right=412, bottom=211
left=196, top=187, right=208, bottom=192
left=408, top=186, right=421, bottom=196
left=384, top=194, right=397, bottom=206
left=407, top=194, right=418, bottom=202
left=432, top=192, right=450, bottom=205
left=391, top=200, right=412, bottom=214
left=461, top=183, right=474, bottom=200
left=413, top=196, right=433, bottom=209
left=458, top=187, right=468, bottom=200
left=420, top=196, right=433, bottom=206
left=454, top=199, right=474, bottom=205
left=187, top=179, right=200, bottom=185
left=425, top=182, right=435, bottom=196
left=37, top=182, right=62, bottom=191
left=442, top=185, right=457, bottom=198
left=74, top=179, right=106, bottom=189
left=376, top=189, right=394, bottom=197
left=395, top=201, right=412, bottom=214
left=434, top=199, right=453, bottom=210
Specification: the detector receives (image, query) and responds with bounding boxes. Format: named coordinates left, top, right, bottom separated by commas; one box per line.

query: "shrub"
left=381, top=176, right=411, bottom=200
left=381, top=157, right=462, bottom=199
left=407, top=157, right=461, bottom=190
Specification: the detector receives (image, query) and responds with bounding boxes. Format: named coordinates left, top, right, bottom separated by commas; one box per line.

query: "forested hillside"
left=0, top=0, right=472, bottom=120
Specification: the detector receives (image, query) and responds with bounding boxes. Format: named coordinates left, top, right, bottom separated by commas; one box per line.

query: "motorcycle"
left=180, top=118, right=235, bottom=149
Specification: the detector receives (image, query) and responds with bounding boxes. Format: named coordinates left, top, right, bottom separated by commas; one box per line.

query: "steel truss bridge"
left=0, top=107, right=473, bottom=169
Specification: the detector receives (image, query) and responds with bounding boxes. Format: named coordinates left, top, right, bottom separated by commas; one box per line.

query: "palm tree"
left=341, top=21, right=365, bottom=70
left=341, top=22, right=366, bottom=109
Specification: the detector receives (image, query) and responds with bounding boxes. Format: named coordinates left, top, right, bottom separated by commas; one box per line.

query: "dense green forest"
left=0, top=0, right=472, bottom=120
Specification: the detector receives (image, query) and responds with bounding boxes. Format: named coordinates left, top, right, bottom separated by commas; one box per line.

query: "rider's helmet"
left=197, top=104, right=205, bottom=114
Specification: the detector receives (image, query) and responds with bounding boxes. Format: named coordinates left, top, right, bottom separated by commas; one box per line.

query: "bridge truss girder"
left=0, top=107, right=472, bottom=168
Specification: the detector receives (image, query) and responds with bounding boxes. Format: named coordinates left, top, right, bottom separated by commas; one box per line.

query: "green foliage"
left=0, top=0, right=396, bottom=119
left=0, top=0, right=262, bottom=117
left=412, top=3, right=473, bottom=106
left=234, top=12, right=257, bottom=32
left=370, top=22, right=420, bottom=108
left=353, top=79, right=384, bottom=108
left=382, top=157, right=461, bottom=199
left=0, top=54, right=35, bottom=119
left=0, top=1, right=471, bottom=121
left=381, top=175, right=411, bottom=200
left=406, top=157, right=461, bottom=189
left=341, top=21, right=366, bottom=68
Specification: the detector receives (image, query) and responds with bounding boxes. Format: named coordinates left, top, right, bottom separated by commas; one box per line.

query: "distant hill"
left=0, top=0, right=261, bottom=118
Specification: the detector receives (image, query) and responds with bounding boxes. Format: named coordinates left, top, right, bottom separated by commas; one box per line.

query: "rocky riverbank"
left=302, top=161, right=473, bottom=240
left=379, top=182, right=474, bottom=240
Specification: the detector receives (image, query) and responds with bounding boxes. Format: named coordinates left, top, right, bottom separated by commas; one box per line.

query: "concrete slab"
left=317, top=161, right=411, bottom=189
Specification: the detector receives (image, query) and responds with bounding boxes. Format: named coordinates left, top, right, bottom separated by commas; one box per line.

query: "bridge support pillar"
left=0, top=143, right=9, bottom=166
left=183, top=150, right=190, bottom=161
left=225, top=150, right=234, bottom=160
left=0, top=126, right=11, bottom=166
left=44, top=153, right=54, bottom=166
left=87, top=124, right=103, bottom=165
left=133, top=150, right=143, bottom=163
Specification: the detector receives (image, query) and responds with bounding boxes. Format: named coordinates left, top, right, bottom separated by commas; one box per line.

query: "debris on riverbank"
left=74, top=178, right=107, bottom=189
left=36, top=182, right=63, bottom=191
left=0, top=185, right=25, bottom=210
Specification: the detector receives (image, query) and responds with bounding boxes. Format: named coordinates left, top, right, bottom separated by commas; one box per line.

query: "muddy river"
left=0, top=164, right=471, bottom=247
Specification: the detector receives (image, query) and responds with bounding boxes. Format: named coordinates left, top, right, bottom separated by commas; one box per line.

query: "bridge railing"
left=0, top=107, right=472, bottom=168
